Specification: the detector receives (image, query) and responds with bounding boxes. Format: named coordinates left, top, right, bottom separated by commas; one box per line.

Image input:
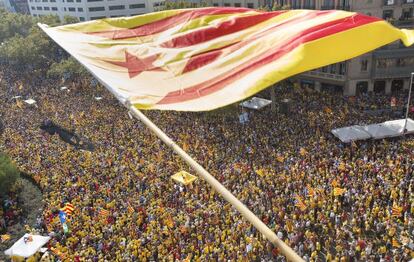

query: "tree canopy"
left=0, top=152, right=19, bottom=196
left=0, top=8, right=86, bottom=78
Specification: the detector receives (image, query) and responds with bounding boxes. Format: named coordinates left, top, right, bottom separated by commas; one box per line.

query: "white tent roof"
left=4, top=234, right=50, bottom=258
left=332, top=118, right=414, bottom=143
left=331, top=125, right=371, bottom=143
left=240, top=97, right=272, bottom=110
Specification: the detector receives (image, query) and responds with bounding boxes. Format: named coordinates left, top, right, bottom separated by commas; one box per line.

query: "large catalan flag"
left=39, top=8, right=414, bottom=111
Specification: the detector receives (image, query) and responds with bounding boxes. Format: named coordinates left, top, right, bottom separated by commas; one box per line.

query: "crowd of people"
left=0, top=182, right=23, bottom=234
left=1, top=66, right=414, bottom=261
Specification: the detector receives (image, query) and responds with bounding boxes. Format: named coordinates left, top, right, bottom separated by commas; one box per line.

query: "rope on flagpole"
left=128, top=105, right=304, bottom=262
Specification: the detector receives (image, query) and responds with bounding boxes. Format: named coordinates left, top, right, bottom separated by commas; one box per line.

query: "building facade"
left=273, top=0, right=414, bottom=96
left=3, top=0, right=30, bottom=13
left=28, top=0, right=164, bottom=21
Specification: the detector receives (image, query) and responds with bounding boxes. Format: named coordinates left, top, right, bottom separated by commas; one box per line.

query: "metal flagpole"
left=403, top=72, right=414, bottom=134
left=128, top=105, right=304, bottom=262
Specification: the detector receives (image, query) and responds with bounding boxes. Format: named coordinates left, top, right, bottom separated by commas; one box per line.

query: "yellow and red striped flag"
left=333, top=187, right=346, bottom=196
left=60, top=203, right=74, bottom=216
left=392, top=238, right=401, bottom=248
left=306, top=185, right=315, bottom=198
left=392, top=205, right=403, bottom=218
left=294, top=194, right=307, bottom=211
left=127, top=204, right=134, bottom=213
left=99, top=208, right=110, bottom=217
left=39, top=8, right=414, bottom=111
left=1, top=234, right=11, bottom=242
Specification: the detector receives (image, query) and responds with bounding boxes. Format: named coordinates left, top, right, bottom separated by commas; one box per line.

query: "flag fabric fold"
left=39, top=8, right=414, bottom=111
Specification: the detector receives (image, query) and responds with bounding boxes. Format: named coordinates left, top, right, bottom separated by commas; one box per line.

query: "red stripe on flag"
left=182, top=48, right=226, bottom=74
left=157, top=14, right=380, bottom=105
left=88, top=8, right=253, bottom=40
left=161, top=11, right=286, bottom=48
left=179, top=11, right=333, bottom=74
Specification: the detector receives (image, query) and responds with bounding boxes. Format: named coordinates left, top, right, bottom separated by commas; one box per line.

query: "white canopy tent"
left=331, top=125, right=371, bottom=143
left=240, top=97, right=272, bottom=110
left=4, top=234, right=50, bottom=258
left=332, top=118, right=414, bottom=143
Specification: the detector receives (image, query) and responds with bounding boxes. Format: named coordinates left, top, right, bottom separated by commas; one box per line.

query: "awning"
left=332, top=118, right=414, bottom=143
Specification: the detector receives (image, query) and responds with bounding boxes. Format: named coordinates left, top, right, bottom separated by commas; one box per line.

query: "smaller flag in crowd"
left=1, top=234, right=11, bottom=243
left=333, top=187, right=346, bottom=196
left=58, top=210, right=67, bottom=224
left=392, top=205, right=403, bottom=218
left=331, top=179, right=340, bottom=187
left=127, top=204, right=134, bottom=213
left=306, top=185, right=315, bottom=198
left=60, top=203, right=75, bottom=216
left=392, top=238, right=401, bottom=248
left=51, top=247, right=66, bottom=260
left=294, top=194, right=307, bottom=211
left=99, top=208, right=110, bottom=217
left=276, top=155, right=284, bottom=163
left=299, top=148, right=308, bottom=156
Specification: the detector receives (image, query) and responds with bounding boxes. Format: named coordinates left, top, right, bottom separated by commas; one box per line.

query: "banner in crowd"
left=39, top=8, right=414, bottom=111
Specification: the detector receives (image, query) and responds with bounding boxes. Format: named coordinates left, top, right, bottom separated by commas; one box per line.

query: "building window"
left=401, top=8, right=413, bottom=20
left=247, top=3, right=254, bottom=8
left=64, top=7, right=66, bottom=11
left=77, top=7, right=83, bottom=11
left=234, top=3, right=241, bottom=6
left=129, top=3, right=145, bottom=8
left=224, top=3, right=230, bottom=6
left=87, top=0, right=103, bottom=2
left=79, top=17, right=85, bottom=21
left=376, top=58, right=394, bottom=69
left=42, top=0, right=47, bottom=2
left=213, top=3, right=218, bottom=6
left=67, top=0, right=73, bottom=2
left=31, top=6, right=35, bottom=10
left=89, top=6, right=105, bottom=11
left=68, top=7, right=75, bottom=11
left=76, top=0, right=81, bottom=2
left=360, top=59, right=368, bottom=72
left=52, top=7, right=57, bottom=10
left=384, top=0, right=394, bottom=5
left=383, top=9, right=393, bottom=20
left=36, top=6, right=42, bottom=10
left=396, top=57, right=414, bottom=67
left=109, top=5, right=125, bottom=10
left=44, top=6, right=50, bottom=10
left=339, top=62, right=346, bottom=75
left=50, top=0, right=55, bottom=2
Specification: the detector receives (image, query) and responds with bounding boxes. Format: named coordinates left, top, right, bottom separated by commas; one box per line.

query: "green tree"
left=47, top=57, right=89, bottom=80
left=0, top=26, right=59, bottom=69
left=0, top=152, right=19, bottom=196
left=62, top=15, right=79, bottom=25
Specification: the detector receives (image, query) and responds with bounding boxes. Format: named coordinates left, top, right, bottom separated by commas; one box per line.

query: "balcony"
left=402, top=0, right=414, bottom=4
